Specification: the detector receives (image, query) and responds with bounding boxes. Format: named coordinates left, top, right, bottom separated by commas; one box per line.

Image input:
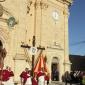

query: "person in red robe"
left=8, top=67, right=14, bottom=85
left=20, top=68, right=32, bottom=85
left=2, top=67, right=10, bottom=82
left=32, top=73, right=38, bottom=85
left=37, top=68, right=45, bottom=85
left=44, top=73, right=50, bottom=85
left=0, top=66, right=10, bottom=85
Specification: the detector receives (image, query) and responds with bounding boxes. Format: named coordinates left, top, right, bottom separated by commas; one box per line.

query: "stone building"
left=0, top=0, right=72, bottom=83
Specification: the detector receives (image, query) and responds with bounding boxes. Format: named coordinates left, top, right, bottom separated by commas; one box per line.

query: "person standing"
left=8, top=67, right=14, bottom=85
left=44, top=73, right=50, bottom=85
left=32, top=73, right=38, bottom=85
left=20, top=68, right=32, bottom=85
left=37, top=68, right=45, bottom=85
left=25, top=70, right=32, bottom=85
left=64, top=71, right=71, bottom=85
left=1, top=66, right=10, bottom=85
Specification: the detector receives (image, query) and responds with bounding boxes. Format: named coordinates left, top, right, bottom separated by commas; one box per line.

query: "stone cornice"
left=56, top=0, right=73, bottom=6
left=64, top=0, right=73, bottom=6
left=0, top=0, right=6, bottom=2
left=47, top=0, right=73, bottom=7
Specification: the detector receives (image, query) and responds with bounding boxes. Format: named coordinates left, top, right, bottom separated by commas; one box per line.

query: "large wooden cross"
left=21, top=36, right=45, bottom=76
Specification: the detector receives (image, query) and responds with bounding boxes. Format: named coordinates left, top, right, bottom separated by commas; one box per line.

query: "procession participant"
left=37, top=68, right=45, bottom=85
left=32, top=73, right=38, bottom=85
left=8, top=67, right=14, bottom=85
left=44, top=73, right=50, bottom=85
left=25, top=70, right=32, bottom=85
left=1, top=66, right=10, bottom=85
left=20, top=68, right=32, bottom=85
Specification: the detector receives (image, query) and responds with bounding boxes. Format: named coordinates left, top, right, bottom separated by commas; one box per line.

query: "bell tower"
left=34, top=0, right=72, bottom=81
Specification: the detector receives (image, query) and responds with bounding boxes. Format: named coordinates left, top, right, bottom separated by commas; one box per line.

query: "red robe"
left=37, top=71, right=45, bottom=78
left=32, top=77, right=38, bottom=85
left=45, top=75, right=49, bottom=81
left=0, top=69, right=10, bottom=81
left=20, top=71, right=30, bottom=84
left=9, top=71, right=14, bottom=77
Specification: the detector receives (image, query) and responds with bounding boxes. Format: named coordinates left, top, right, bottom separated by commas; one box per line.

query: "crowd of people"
left=62, top=71, right=85, bottom=85
left=0, top=67, right=50, bottom=85
left=1, top=65, right=85, bottom=85
left=20, top=68, right=50, bottom=85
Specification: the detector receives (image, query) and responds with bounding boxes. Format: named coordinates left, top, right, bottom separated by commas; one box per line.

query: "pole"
left=31, top=0, right=37, bottom=77
left=31, top=35, right=35, bottom=77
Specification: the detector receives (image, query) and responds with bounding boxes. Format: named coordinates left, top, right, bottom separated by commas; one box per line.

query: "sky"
left=69, top=0, right=85, bottom=55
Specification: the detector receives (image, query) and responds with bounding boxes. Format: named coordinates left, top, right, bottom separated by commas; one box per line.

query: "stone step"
left=49, top=81, right=63, bottom=85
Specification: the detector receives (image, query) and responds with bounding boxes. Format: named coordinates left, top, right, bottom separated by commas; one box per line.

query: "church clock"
left=52, top=11, right=59, bottom=21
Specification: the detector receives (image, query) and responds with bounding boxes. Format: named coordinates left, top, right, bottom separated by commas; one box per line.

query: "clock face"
left=52, top=11, right=59, bottom=21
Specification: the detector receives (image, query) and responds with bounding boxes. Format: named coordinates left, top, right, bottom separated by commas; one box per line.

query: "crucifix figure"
left=21, top=35, right=45, bottom=77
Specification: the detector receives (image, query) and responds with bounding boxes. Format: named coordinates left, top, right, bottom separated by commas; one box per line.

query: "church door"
left=51, top=57, right=59, bottom=81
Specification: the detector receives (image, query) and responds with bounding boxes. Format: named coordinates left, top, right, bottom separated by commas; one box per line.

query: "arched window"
left=52, top=57, right=59, bottom=64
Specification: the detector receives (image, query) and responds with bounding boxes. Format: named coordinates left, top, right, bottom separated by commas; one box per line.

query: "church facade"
left=0, top=0, right=72, bottom=83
